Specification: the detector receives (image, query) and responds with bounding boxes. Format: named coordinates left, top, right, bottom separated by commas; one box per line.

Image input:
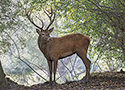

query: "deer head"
left=25, top=8, right=56, bottom=42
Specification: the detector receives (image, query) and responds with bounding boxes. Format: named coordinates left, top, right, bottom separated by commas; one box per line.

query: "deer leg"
left=47, top=60, right=52, bottom=83
left=87, top=57, right=91, bottom=77
left=53, top=60, right=58, bottom=85
left=77, top=50, right=91, bottom=83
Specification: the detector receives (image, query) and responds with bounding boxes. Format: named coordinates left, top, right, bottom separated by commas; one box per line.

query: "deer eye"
left=42, top=34, right=44, bottom=35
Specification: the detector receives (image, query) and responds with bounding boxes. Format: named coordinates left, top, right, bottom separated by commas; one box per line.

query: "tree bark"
left=0, top=60, right=7, bottom=88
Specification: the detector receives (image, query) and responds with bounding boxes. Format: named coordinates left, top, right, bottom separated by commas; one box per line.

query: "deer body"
left=38, top=33, right=90, bottom=60
left=26, top=8, right=91, bottom=85
left=37, top=31, right=91, bottom=83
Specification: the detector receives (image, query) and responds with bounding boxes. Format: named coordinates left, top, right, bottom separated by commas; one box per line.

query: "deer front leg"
left=53, top=60, right=58, bottom=85
left=47, top=60, right=52, bottom=84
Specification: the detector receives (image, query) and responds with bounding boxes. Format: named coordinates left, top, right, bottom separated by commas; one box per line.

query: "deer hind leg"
left=77, top=49, right=91, bottom=82
left=47, top=60, right=52, bottom=83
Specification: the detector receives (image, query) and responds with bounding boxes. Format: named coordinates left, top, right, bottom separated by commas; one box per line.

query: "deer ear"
left=49, top=27, right=54, bottom=33
left=36, top=29, right=40, bottom=34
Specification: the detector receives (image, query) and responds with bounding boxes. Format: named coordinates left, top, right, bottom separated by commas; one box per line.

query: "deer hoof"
left=48, top=81, right=52, bottom=85
left=48, top=81, right=57, bottom=86
left=52, top=81, right=57, bottom=86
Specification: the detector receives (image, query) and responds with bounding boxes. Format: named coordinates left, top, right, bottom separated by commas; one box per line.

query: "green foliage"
left=0, top=0, right=125, bottom=85
left=0, top=0, right=49, bottom=85
left=52, top=0, right=125, bottom=70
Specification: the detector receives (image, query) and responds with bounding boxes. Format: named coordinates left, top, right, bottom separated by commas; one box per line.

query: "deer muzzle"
left=47, top=37, right=53, bottom=42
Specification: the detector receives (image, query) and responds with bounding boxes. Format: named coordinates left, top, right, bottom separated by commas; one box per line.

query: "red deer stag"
left=26, top=8, right=91, bottom=85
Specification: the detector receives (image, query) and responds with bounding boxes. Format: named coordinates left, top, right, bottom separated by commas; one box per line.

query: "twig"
left=22, top=56, right=48, bottom=76
left=96, top=1, right=116, bottom=11
left=60, top=60, right=74, bottom=80
left=18, top=57, right=47, bottom=81
left=56, top=70, right=67, bottom=81
left=4, top=31, right=20, bottom=57
left=72, top=55, right=78, bottom=80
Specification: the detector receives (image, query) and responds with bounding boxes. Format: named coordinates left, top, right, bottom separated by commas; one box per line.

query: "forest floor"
left=1, top=71, right=125, bottom=90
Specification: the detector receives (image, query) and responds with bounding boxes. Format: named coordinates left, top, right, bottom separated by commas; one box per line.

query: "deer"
left=25, top=8, right=91, bottom=85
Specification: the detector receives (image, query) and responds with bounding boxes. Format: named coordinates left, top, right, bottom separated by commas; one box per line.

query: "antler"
left=44, top=8, right=56, bottom=30
left=25, top=9, right=44, bottom=30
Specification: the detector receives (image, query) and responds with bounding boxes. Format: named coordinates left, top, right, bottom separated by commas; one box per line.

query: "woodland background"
left=0, top=0, right=125, bottom=87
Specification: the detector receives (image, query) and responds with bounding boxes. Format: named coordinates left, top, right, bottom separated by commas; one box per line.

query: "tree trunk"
left=0, top=60, right=7, bottom=88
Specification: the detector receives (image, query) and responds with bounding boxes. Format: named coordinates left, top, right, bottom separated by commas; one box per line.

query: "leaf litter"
left=1, top=71, right=125, bottom=90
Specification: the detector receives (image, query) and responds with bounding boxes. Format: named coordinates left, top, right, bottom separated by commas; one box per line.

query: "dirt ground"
left=1, top=71, right=125, bottom=90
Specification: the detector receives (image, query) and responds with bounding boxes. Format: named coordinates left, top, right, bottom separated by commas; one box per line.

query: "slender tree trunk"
left=120, top=37, right=125, bottom=67
left=122, top=47, right=125, bottom=67
left=0, top=60, right=7, bottom=88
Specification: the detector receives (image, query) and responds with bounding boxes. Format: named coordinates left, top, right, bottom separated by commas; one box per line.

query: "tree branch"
left=88, top=0, right=125, bottom=32
left=60, top=60, right=74, bottom=80
left=118, top=0, right=125, bottom=7
left=96, top=1, right=116, bottom=11
left=22, top=56, right=48, bottom=76
left=18, top=57, right=47, bottom=81
left=5, top=31, right=47, bottom=81
left=88, top=0, right=115, bottom=25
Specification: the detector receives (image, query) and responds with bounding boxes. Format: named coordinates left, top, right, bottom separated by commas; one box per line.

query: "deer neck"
left=38, top=36, right=51, bottom=52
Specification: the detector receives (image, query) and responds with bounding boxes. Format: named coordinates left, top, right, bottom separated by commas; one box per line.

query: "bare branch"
left=5, top=31, right=47, bottom=81
left=22, top=56, right=48, bottom=76
left=18, top=57, right=47, bottom=81
left=96, top=1, right=116, bottom=11
left=4, top=31, right=20, bottom=57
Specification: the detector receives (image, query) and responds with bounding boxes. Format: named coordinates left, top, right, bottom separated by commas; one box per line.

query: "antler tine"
left=34, top=13, right=44, bottom=29
left=25, top=8, right=44, bottom=30
left=51, top=8, right=53, bottom=14
left=46, top=13, right=55, bottom=30
left=44, top=8, right=56, bottom=30
left=44, top=9, right=51, bottom=20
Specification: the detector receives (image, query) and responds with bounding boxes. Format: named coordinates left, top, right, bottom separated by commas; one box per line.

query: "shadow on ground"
left=1, top=71, right=125, bottom=90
